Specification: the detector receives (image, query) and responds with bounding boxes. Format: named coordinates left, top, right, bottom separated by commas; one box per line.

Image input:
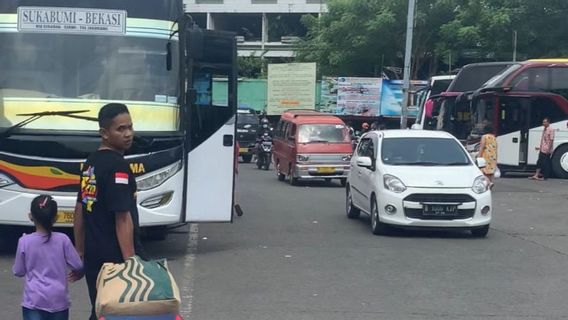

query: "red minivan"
left=273, top=110, right=353, bottom=186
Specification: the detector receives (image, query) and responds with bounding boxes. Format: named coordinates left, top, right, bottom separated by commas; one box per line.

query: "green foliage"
left=238, top=56, right=267, bottom=78
left=297, top=0, right=568, bottom=78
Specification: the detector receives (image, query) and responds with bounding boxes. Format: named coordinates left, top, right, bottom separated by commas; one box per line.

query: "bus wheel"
left=552, top=145, right=568, bottom=179
left=242, top=155, right=252, bottom=163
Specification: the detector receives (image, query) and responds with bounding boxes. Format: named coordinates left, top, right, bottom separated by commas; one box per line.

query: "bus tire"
left=552, top=144, right=568, bottom=179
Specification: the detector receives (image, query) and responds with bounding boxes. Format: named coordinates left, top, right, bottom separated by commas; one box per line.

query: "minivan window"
left=298, top=124, right=350, bottom=143
left=381, top=137, right=471, bottom=166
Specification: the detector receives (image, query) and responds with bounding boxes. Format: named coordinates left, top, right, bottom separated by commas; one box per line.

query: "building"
left=184, top=0, right=327, bottom=58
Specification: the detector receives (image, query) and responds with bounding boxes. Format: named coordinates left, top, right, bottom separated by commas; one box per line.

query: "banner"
left=336, top=77, right=382, bottom=116
left=319, top=76, right=338, bottom=113
left=380, top=80, right=428, bottom=117
left=266, top=63, right=316, bottom=115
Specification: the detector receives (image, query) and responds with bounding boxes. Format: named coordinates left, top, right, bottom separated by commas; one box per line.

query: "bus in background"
left=412, top=75, right=455, bottom=130
left=423, top=62, right=516, bottom=141
left=0, top=0, right=237, bottom=238
left=468, top=59, right=568, bottom=178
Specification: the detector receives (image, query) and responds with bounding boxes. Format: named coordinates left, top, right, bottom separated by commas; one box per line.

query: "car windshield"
left=298, top=124, right=350, bottom=143
left=382, top=137, right=471, bottom=166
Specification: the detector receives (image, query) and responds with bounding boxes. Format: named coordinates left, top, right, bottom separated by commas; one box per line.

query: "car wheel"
left=242, top=154, right=252, bottom=163
left=471, top=225, right=490, bottom=238
left=370, top=197, right=389, bottom=235
left=346, top=187, right=361, bottom=219
left=339, top=178, right=347, bottom=187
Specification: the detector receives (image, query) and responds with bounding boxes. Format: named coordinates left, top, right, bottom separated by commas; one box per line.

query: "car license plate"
left=56, top=210, right=74, bottom=224
left=317, top=167, right=335, bottom=174
left=422, top=204, right=458, bottom=216
left=239, top=147, right=248, bottom=153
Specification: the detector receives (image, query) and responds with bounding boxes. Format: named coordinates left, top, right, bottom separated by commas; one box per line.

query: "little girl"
left=13, top=195, right=84, bottom=320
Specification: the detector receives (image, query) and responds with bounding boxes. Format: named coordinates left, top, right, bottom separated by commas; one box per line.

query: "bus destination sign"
left=17, top=7, right=127, bottom=35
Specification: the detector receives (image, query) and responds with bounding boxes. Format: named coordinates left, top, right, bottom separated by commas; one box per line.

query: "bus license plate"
left=317, top=167, right=335, bottom=174
left=239, top=147, right=249, bottom=153
left=56, top=210, right=74, bottom=224
left=422, top=204, right=458, bottom=216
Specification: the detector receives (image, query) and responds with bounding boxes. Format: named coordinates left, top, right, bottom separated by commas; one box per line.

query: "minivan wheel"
left=289, top=168, right=298, bottom=186
left=346, top=187, right=361, bottom=219
left=277, top=163, right=286, bottom=181
left=371, top=197, right=389, bottom=235
left=471, top=225, right=490, bottom=238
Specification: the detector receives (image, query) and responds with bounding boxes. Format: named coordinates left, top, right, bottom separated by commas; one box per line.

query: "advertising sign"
left=266, top=63, right=316, bottom=115
left=319, top=76, right=338, bottom=113
left=380, top=80, right=428, bottom=117
left=336, top=77, right=382, bottom=116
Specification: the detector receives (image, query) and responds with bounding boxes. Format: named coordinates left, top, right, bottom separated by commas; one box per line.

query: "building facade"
left=184, top=0, right=327, bottom=57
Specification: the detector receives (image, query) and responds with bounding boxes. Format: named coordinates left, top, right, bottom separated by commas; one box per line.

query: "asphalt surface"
left=1, top=165, right=568, bottom=319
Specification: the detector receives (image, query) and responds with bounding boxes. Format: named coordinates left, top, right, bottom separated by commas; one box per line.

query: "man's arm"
left=73, top=201, right=85, bottom=260
left=115, top=211, right=135, bottom=260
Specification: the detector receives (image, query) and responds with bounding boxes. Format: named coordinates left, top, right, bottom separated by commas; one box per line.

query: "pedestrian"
left=530, top=117, right=555, bottom=181
left=361, top=122, right=370, bottom=134
left=13, top=195, right=83, bottom=320
left=74, top=103, right=143, bottom=320
left=477, top=125, right=498, bottom=186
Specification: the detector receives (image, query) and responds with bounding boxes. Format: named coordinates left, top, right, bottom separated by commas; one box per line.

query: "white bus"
left=0, top=0, right=237, bottom=238
left=467, top=59, right=568, bottom=178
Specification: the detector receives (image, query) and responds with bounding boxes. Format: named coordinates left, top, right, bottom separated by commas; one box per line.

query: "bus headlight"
left=136, top=161, right=182, bottom=191
left=0, top=174, right=14, bottom=188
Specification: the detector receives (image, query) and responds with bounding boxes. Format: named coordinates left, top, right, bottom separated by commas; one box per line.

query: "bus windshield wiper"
left=0, top=110, right=96, bottom=138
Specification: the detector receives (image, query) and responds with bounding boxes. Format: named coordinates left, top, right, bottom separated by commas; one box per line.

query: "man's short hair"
left=543, top=117, right=551, bottom=122
left=98, top=103, right=129, bottom=129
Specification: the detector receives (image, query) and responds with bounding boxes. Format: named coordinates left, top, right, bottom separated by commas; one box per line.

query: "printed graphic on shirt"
left=80, top=166, right=97, bottom=213
left=115, top=172, right=129, bottom=185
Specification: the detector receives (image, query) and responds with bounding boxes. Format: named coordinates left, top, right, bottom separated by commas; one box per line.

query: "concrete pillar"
left=262, top=13, right=268, bottom=48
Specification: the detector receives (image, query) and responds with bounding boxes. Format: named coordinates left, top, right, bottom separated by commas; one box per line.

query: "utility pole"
left=513, top=30, right=518, bottom=62
left=400, top=0, right=416, bottom=129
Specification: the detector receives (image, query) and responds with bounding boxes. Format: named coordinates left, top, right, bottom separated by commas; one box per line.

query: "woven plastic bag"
left=96, top=256, right=181, bottom=318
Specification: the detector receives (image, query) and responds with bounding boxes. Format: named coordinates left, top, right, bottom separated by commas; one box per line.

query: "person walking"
left=74, top=103, right=143, bottom=320
left=13, top=195, right=83, bottom=320
left=530, top=117, right=555, bottom=181
left=477, top=125, right=498, bottom=185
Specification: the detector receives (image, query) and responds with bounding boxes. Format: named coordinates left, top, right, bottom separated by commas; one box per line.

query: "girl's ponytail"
left=30, top=195, right=58, bottom=243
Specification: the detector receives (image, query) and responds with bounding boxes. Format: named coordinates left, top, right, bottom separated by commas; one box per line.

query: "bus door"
left=496, top=96, right=526, bottom=166
left=526, top=96, right=567, bottom=165
left=183, top=28, right=237, bottom=222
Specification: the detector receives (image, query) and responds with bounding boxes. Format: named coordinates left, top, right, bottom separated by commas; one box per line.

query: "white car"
left=346, top=130, right=492, bottom=237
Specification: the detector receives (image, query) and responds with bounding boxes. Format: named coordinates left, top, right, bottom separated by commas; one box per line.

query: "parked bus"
left=422, top=62, right=515, bottom=141
left=412, top=75, right=455, bottom=130
left=0, top=0, right=238, bottom=237
left=467, top=59, right=568, bottom=178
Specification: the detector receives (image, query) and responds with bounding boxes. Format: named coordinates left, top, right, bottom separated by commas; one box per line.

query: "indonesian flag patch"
left=115, top=172, right=129, bottom=184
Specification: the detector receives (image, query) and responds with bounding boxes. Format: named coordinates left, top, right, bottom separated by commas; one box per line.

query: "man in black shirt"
left=73, top=103, right=139, bottom=320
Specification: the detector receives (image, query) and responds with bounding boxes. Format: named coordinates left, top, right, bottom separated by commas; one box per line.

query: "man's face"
left=101, top=113, right=134, bottom=152
left=543, top=119, right=550, bottom=128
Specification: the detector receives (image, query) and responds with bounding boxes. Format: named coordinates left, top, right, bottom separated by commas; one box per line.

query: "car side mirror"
left=476, top=157, right=487, bottom=168
left=357, top=156, right=373, bottom=168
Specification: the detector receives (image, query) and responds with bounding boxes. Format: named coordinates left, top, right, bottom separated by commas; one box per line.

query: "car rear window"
left=381, top=137, right=471, bottom=166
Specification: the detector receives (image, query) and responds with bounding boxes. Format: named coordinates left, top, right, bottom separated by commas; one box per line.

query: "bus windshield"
left=0, top=32, right=180, bottom=132
left=0, top=33, right=179, bottom=101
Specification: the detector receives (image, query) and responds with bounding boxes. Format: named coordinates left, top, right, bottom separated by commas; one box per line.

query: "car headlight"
left=136, top=161, right=182, bottom=191
left=383, top=174, right=406, bottom=193
left=472, top=175, right=490, bottom=194
left=297, top=154, right=310, bottom=162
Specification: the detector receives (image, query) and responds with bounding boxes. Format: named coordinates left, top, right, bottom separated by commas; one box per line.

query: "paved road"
left=1, top=165, right=568, bottom=319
